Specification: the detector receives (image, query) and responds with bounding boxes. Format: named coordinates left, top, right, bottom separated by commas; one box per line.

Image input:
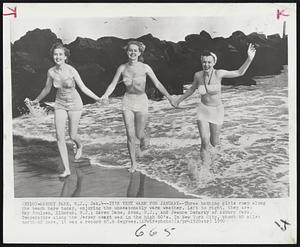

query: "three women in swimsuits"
left=26, top=40, right=255, bottom=178
left=27, top=42, right=101, bottom=178
left=174, top=43, right=256, bottom=164
left=101, top=40, right=176, bottom=172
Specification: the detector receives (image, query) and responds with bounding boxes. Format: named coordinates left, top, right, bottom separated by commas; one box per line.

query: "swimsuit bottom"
left=197, top=101, right=224, bottom=125
left=55, top=89, right=83, bottom=111
left=122, top=92, right=148, bottom=113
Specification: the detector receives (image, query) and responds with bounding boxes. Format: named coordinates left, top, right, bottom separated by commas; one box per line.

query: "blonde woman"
left=101, top=40, right=176, bottom=172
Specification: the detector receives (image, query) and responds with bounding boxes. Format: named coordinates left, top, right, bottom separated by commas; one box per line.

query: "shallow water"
left=13, top=66, right=289, bottom=198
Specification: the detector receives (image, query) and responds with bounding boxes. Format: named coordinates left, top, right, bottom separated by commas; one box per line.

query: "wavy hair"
left=124, top=40, right=146, bottom=62
left=49, top=42, right=70, bottom=62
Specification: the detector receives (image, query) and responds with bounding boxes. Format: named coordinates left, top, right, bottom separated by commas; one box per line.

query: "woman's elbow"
left=234, top=70, right=244, bottom=77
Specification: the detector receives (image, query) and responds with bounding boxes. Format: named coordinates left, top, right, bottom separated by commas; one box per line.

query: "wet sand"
left=13, top=136, right=193, bottom=198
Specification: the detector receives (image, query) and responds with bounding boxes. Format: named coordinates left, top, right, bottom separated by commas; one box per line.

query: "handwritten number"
left=135, top=224, right=146, bottom=237
left=164, top=228, right=171, bottom=237
left=149, top=227, right=158, bottom=237
left=135, top=225, right=176, bottom=237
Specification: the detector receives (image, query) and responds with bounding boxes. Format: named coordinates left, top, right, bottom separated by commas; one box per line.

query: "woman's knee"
left=210, top=137, right=219, bottom=147
left=210, top=136, right=220, bottom=146
left=210, top=130, right=220, bottom=147
left=136, top=131, right=145, bottom=141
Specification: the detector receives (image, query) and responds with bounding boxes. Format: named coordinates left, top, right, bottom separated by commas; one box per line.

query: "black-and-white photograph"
left=3, top=2, right=297, bottom=244
left=10, top=11, right=290, bottom=199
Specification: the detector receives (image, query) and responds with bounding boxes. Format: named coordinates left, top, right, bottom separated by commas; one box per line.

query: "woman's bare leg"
left=135, top=112, right=148, bottom=156
left=55, top=109, right=71, bottom=177
left=123, top=110, right=138, bottom=172
left=209, top=123, right=222, bottom=147
left=68, top=110, right=83, bottom=159
left=196, top=120, right=210, bottom=162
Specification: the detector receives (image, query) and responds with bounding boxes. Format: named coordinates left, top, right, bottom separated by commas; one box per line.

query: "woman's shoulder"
left=48, top=67, right=55, bottom=76
left=214, top=69, right=225, bottom=77
left=142, top=63, right=152, bottom=71
left=194, top=71, right=203, bottom=79
left=116, top=63, right=127, bottom=73
left=65, top=63, right=76, bottom=71
left=64, top=64, right=80, bottom=76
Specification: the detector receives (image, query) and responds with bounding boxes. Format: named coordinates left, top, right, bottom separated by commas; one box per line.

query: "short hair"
left=49, top=42, right=70, bottom=59
left=201, top=50, right=217, bottom=63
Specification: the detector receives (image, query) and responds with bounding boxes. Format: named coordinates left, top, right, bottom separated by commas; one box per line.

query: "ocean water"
left=12, top=66, right=289, bottom=198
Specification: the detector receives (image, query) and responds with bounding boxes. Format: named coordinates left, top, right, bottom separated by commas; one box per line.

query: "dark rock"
left=11, top=28, right=287, bottom=117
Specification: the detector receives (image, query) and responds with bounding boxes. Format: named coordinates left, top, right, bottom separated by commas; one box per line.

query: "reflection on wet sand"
left=14, top=135, right=192, bottom=198
left=126, top=172, right=145, bottom=197
left=60, top=169, right=83, bottom=197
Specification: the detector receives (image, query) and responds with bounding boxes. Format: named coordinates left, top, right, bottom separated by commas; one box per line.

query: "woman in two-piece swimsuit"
left=174, top=43, right=256, bottom=164
left=101, top=40, right=175, bottom=172
left=28, top=42, right=101, bottom=177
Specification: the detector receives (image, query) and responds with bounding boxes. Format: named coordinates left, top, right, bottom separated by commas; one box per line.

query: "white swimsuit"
left=121, top=63, right=148, bottom=113
left=197, top=70, right=224, bottom=125
left=122, top=92, right=148, bottom=113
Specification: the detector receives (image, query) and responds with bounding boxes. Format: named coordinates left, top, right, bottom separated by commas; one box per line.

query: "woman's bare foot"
left=58, top=170, right=71, bottom=178
left=75, top=144, right=83, bottom=160
left=140, top=137, right=149, bottom=151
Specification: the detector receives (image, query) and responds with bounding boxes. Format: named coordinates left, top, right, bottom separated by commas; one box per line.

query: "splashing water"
left=24, top=99, right=53, bottom=118
left=13, top=67, right=289, bottom=198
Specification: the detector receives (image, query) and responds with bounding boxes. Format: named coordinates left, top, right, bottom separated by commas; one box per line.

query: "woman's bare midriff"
left=201, top=93, right=222, bottom=106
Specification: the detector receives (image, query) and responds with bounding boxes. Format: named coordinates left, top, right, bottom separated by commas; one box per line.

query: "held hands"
left=24, top=98, right=39, bottom=106
left=168, top=96, right=180, bottom=108
left=99, top=95, right=109, bottom=106
left=247, top=43, right=256, bottom=60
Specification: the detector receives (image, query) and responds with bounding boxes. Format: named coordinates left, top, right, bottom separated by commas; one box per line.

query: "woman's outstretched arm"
left=145, top=64, right=175, bottom=105
left=101, top=65, right=124, bottom=99
left=33, top=70, right=53, bottom=103
left=217, top=43, right=256, bottom=79
left=71, top=67, right=101, bottom=101
left=174, top=73, right=199, bottom=107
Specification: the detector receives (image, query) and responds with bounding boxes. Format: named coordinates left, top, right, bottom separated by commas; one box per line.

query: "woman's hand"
left=247, top=43, right=256, bottom=60
left=25, top=98, right=39, bottom=106
left=99, top=95, right=109, bottom=105
left=169, top=96, right=179, bottom=108
left=95, top=97, right=102, bottom=102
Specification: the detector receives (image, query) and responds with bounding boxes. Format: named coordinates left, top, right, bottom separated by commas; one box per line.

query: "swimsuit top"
left=52, top=69, right=76, bottom=92
left=122, top=63, right=147, bottom=87
left=198, top=69, right=221, bottom=95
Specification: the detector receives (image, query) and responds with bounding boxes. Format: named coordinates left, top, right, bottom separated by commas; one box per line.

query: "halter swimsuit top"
left=198, top=69, right=221, bottom=95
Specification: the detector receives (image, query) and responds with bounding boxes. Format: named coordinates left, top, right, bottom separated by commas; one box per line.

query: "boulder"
left=11, top=28, right=287, bottom=117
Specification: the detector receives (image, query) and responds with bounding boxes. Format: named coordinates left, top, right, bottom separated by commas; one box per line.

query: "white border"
left=3, top=3, right=297, bottom=244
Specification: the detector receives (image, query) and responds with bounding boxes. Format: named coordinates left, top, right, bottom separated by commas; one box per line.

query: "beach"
left=13, top=136, right=193, bottom=198
left=12, top=66, right=289, bottom=198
